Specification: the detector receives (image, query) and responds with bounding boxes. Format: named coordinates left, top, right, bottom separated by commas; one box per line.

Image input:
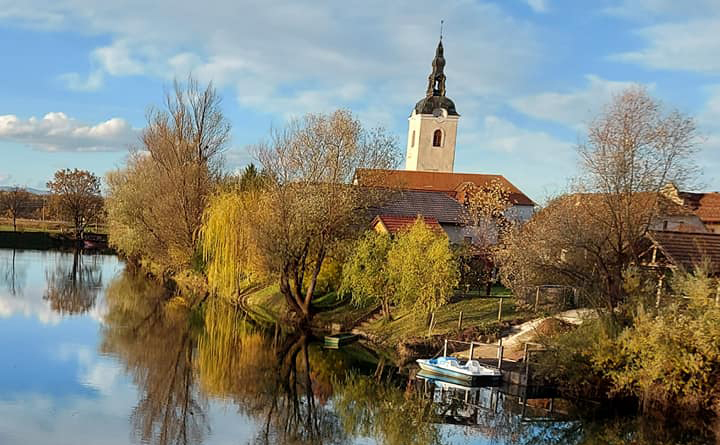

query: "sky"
left=1, top=0, right=719, bottom=202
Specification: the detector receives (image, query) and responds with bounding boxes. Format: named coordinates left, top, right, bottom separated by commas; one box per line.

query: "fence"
left=516, top=285, right=578, bottom=312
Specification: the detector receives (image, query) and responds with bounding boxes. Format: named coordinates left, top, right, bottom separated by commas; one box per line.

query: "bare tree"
left=47, top=169, right=103, bottom=239
left=0, top=187, right=32, bottom=231
left=106, top=76, right=230, bottom=270
left=252, top=110, right=399, bottom=321
left=497, top=88, right=700, bottom=311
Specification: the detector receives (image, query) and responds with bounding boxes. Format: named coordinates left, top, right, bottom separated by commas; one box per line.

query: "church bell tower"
left=405, top=38, right=460, bottom=172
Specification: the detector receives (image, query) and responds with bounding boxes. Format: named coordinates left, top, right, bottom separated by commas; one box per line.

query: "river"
left=0, top=248, right=712, bottom=445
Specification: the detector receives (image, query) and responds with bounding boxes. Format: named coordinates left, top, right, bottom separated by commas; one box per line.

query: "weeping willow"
left=200, top=190, right=265, bottom=299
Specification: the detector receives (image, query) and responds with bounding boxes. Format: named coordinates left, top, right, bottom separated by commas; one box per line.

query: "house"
left=661, top=183, right=720, bottom=233
left=355, top=38, right=534, bottom=243
left=368, top=189, right=473, bottom=244
left=641, top=230, right=720, bottom=275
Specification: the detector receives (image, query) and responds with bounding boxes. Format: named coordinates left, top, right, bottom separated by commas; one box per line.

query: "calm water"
left=0, top=248, right=712, bottom=445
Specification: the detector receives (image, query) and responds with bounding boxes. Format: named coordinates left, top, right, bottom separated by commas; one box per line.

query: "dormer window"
left=432, top=129, right=442, bottom=147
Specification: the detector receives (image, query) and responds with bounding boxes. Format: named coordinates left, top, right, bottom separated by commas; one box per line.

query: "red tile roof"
left=371, top=215, right=443, bottom=234
left=355, top=169, right=534, bottom=206
left=679, top=192, right=720, bottom=222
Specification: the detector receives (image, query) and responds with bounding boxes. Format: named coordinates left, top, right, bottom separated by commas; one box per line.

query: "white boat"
left=416, top=356, right=501, bottom=383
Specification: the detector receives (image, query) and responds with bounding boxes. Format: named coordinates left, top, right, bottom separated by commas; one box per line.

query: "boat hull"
left=323, top=333, right=358, bottom=349
left=416, top=359, right=501, bottom=385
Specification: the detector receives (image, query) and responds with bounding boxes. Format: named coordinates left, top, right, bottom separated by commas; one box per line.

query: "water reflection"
left=95, top=267, right=718, bottom=445
left=0, top=248, right=26, bottom=296
left=101, top=273, right=208, bottom=445
left=0, top=250, right=708, bottom=445
left=44, top=249, right=103, bottom=315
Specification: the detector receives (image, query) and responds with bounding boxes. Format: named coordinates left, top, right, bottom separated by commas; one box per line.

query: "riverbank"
left=0, top=230, right=111, bottom=251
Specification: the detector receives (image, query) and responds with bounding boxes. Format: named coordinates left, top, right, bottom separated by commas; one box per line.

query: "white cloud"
left=510, top=75, right=644, bottom=129
left=0, top=112, right=137, bottom=151
left=612, top=19, right=720, bottom=74
left=456, top=115, right=575, bottom=200
left=0, top=0, right=541, bottom=117
left=525, top=0, right=548, bottom=13
left=604, top=0, right=720, bottom=19
left=58, top=70, right=104, bottom=92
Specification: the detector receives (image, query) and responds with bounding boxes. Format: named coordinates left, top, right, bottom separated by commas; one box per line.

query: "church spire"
left=425, top=38, right=447, bottom=97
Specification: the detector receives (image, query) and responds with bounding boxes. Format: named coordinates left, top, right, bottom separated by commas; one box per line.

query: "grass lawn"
left=363, top=297, right=520, bottom=345
left=244, top=284, right=378, bottom=328
left=0, top=218, right=108, bottom=234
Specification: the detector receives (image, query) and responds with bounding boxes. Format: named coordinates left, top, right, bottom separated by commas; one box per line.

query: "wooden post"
left=427, top=312, right=435, bottom=336
left=469, top=341, right=475, bottom=361
left=443, top=338, right=448, bottom=357
left=457, top=311, right=464, bottom=331
left=525, top=350, right=531, bottom=385
left=497, top=297, right=503, bottom=322
left=497, top=337, right=503, bottom=371
left=535, top=287, right=540, bottom=312
left=655, top=274, right=665, bottom=308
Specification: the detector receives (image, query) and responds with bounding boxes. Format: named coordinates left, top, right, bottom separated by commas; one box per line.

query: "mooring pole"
left=497, top=297, right=503, bottom=322
left=497, top=337, right=503, bottom=371
left=469, top=341, right=475, bottom=360
left=443, top=338, right=448, bottom=357
left=457, top=311, right=464, bottom=331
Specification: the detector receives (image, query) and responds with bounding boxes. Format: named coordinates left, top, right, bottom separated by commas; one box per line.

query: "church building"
left=356, top=38, right=535, bottom=242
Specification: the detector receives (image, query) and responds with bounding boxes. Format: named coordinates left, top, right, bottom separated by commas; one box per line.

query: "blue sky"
left=1, top=0, right=719, bottom=202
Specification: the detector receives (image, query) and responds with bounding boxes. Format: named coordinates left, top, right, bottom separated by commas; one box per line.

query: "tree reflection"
left=44, top=249, right=102, bottom=314
left=333, top=374, right=443, bottom=445
left=197, top=298, right=347, bottom=445
left=101, top=271, right=208, bottom=445
left=0, top=248, right=26, bottom=296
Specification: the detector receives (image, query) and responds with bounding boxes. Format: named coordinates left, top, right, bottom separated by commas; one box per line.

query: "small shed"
left=642, top=230, right=720, bottom=275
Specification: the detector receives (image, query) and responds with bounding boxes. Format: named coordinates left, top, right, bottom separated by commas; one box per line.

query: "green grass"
left=363, top=297, right=520, bottom=345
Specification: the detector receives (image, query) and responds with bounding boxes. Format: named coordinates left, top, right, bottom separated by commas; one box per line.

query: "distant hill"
left=0, top=186, right=50, bottom=195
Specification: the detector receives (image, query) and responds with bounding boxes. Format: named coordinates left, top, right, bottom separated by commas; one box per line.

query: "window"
left=411, top=130, right=415, bottom=147
left=432, top=129, right=442, bottom=147
left=463, top=236, right=473, bottom=244
left=662, top=220, right=669, bottom=230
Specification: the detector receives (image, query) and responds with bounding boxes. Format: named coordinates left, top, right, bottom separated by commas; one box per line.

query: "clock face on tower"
left=433, top=108, right=447, bottom=122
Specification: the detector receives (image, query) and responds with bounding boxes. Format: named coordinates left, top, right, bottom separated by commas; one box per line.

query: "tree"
left=341, top=230, right=395, bottom=319
left=0, top=187, right=32, bottom=231
left=386, top=219, right=459, bottom=315
left=248, top=110, right=399, bottom=321
left=47, top=169, right=103, bottom=239
left=497, top=88, right=699, bottom=311
left=106, top=76, right=230, bottom=271
left=459, top=179, right=513, bottom=294
left=574, top=87, right=699, bottom=307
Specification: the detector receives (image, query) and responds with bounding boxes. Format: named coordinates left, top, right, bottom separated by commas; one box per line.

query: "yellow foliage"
left=200, top=190, right=266, bottom=300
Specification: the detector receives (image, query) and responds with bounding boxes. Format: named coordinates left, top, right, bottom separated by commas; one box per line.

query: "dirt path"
left=454, top=308, right=596, bottom=360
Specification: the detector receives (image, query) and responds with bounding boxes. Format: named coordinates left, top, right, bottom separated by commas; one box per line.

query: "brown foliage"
left=0, top=187, right=33, bottom=231
left=46, top=168, right=103, bottom=238
left=497, top=88, right=699, bottom=311
left=106, top=76, right=230, bottom=271
left=251, top=110, right=399, bottom=320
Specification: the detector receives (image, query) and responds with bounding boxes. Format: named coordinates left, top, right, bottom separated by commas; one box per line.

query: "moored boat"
left=416, top=356, right=501, bottom=384
left=323, top=333, right=358, bottom=348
